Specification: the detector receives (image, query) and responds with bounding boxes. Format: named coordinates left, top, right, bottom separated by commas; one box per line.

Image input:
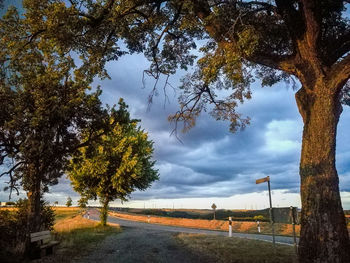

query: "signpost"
left=256, top=176, right=275, bottom=248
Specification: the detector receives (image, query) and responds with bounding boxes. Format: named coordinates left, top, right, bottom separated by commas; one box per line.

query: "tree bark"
left=295, top=83, right=350, bottom=263
left=100, top=198, right=109, bottom=226
left=27, top=180, right=42, bottom=232
left=25, top=178, right=42, bottom=257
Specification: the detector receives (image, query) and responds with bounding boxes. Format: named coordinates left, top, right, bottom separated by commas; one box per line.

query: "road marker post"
left=147, top=215, right=150, bottom=223
left=257, top=220, right=261, bottom=233
left=228, top=217, right=232, bottom=237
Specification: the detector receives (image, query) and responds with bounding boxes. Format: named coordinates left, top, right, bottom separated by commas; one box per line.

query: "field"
left=53, top=207, right=82, bottom=222
left=109, top=210, right=301, bottom=236
left=113, top=207, right=272, bottom=221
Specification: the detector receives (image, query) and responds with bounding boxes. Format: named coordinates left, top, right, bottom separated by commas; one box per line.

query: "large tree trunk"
left=295, top=83, right=350, bottom=263
left=27, top=180, right=42, bottom=232
left=100, top=197, right=109, bottom=226
left=25, top=178, right=42, bottom=257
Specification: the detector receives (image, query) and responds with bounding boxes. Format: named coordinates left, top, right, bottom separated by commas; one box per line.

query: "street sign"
left=256, top=176, right=270, bottom=184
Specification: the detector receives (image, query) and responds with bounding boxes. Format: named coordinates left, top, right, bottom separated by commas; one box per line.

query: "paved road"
left=88, top=209, right=298, bottom=246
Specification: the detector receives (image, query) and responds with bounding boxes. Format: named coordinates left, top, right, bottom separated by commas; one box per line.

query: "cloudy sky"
left=45, top=51, right=350, bottom=210
left=1, top=1, right=350, bottom=210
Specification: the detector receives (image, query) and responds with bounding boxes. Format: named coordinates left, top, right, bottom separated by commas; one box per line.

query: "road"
left=88, top=209, right=298, bottom=246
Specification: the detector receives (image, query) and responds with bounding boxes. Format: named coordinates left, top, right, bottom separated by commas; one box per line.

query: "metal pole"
left=267, top=178, right=276, bottom=248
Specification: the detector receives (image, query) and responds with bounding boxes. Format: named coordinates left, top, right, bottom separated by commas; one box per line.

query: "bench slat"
left=40, top=241, right=60, bottom=249
left=31, top=234, right=51, bottom=242
left=30, top=230, right=50, bottom=238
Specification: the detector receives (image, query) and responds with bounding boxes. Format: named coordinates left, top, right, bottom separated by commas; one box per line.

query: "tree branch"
left=329, top=53, right=350, bottom=90
left=328, top=31, right=350, bottom=66
left=249, top=53, right=298, bottom=75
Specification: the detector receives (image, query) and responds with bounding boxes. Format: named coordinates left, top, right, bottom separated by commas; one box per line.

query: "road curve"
left=88, top=209, right=298, bottom=246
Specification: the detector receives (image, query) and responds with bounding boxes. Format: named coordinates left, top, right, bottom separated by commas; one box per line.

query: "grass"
left=176, top=233, right=297, bottom=263
left=45, top=211, right=121, bottom=262
left=53, top=207, right=82, bottom=223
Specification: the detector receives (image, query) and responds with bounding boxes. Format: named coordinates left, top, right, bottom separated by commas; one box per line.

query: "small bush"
left=0, top=199, right=55, bottom=261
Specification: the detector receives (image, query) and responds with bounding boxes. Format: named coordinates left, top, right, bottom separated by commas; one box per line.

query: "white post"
left=147, top=215, right=150, bottom=223
left=257, top=220, right=261, bottom=233
left=229, top=217, right=232, bottom=237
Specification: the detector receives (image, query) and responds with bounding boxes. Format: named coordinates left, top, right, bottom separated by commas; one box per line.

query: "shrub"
left=0, top=199, right=55, bottom=261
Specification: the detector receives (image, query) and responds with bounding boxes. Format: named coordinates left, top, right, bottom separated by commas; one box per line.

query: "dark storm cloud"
left=1, top=46, right=349, bottom=205
left=45, top=54, right=349, bottom=202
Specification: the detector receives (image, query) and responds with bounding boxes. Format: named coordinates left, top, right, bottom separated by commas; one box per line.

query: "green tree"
left=0, top=3, right=109, bottom=247
left=3, top=1, right=350, bottom=261
left=68, top=99, right=158, bottom=226
left=66, top=197, right=72, bottom=207
left=77, top=197, right=88, bottom=209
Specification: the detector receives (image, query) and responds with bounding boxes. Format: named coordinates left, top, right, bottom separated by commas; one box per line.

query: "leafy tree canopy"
left=0, top=3, right=110, bottom=198
left=66, top=196, right=72, bottom=207
left=7, top=0, right=349, bottom=132
left=68, top=99, right=158, bottom=225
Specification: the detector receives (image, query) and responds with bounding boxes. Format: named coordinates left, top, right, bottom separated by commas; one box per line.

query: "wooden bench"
left=30, top=230, right=60, bottom=257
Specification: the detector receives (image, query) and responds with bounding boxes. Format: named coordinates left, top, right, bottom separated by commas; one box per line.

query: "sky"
left=44, top=52, right=350, bottom=210
left=1, top=1, right=350, bottom=210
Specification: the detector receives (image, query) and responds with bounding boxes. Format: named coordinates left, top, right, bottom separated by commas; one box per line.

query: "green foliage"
left=0, top=5, right=109, bottom=195
left=10, top=0, right=347, bottom=134
left=0, top=198, right=54, bottom=260
left=66, top=196, right=73, bottom=207
left=78, top=197, right=88, bottom=208
left=68, top=99, right=158, bottom=225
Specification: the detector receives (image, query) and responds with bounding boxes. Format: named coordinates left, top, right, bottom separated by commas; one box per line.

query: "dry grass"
left=176, top=233, right=297, bottom=263
left=109, top=211, right=301, bottom=236
left=52, top=207, right=82, bottom=223
left=0, top=207, right=17, bottom=211
left=54, top=215, right=99, bottom=233
left=40, top=214, right=121, bottom=262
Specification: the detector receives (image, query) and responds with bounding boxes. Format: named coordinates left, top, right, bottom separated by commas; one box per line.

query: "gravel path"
left=74, top=227, right=212, bottom=263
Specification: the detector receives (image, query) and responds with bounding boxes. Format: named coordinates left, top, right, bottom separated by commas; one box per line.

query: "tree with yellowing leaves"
left=68, top=99, right=158, bottom=226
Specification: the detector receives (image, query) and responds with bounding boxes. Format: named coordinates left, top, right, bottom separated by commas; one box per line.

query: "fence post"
left=229, top=217, right=232, bottom=237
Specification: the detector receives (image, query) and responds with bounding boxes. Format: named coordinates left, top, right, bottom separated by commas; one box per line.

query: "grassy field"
left=52, top=207, right=82, bottom=223
left=116, top=207, right=272, bottom=221
left=177, top=233, right=297, bottom=263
